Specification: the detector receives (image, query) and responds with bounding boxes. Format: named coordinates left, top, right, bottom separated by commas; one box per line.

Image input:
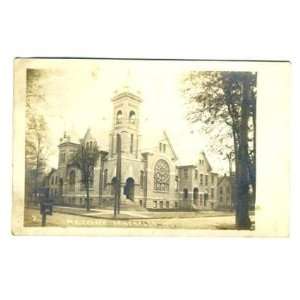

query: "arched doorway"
left=124, top=177, right=135, bottom=201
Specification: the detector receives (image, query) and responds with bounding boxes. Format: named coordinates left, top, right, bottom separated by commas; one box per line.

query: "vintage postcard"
left=12, top=58, right=291, bottom=236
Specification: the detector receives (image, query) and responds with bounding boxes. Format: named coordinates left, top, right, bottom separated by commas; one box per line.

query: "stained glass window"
left=154, top=159, right=170, bottom=192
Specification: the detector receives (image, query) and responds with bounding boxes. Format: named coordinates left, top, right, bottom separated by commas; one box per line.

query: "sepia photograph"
left=12, top=58, right=290, bottom=236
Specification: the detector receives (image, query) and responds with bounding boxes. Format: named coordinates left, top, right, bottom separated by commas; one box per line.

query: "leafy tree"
left=183, top=71, right=256, bottom=229
left=70, top=141, right=100, bottom=211
left=25, top=69, right=50, bottom=204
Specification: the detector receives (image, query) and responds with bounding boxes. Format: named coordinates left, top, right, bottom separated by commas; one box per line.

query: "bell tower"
left=110, top=86, right=142, bottom=159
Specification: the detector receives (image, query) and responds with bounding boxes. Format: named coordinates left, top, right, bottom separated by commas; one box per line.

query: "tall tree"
left=25, top=69, right=50, bottom=204
left=183, top=71, right=256, bottom=229
left=26, top=114, right=49, bottom=202
left=70, top=141, right=100, bottom=211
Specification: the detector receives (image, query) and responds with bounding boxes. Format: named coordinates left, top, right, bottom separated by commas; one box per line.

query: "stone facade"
left=47, top=87, right=232, bottom=210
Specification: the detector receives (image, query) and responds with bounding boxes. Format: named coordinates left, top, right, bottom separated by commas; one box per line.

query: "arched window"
left=154, top=159, right=170, bottom=192
left=86, top=141, right=93, bottom=149
left=129, top=111, right=136, bottom=124
left=193, top=188, right=199, bottom=199
left=116, top=110, right=122, bottom=124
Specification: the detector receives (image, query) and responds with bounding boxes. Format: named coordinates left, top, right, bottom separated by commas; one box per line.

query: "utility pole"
left=114, top=134, right=122, bottom=217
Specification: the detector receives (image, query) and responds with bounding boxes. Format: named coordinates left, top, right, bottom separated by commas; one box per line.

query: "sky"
left=31, top=59, right=230, bottom=174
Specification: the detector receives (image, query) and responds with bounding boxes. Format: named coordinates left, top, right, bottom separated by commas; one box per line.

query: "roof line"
left=163, top=130, right=178, bottom=160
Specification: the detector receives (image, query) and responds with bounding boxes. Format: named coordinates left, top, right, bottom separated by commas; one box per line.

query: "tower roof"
left=112, top=70, right=142, bottom=103
left=111, top=87, right=142, bottom=103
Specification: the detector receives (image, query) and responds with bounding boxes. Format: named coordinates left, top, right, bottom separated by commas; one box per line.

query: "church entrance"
left=124, top=177, right=135, bottom=201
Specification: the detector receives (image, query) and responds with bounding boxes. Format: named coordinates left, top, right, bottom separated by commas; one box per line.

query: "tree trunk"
left=227, top=153, right=234, bottom=211
left=232, top=130, right=240, bottom=224
left=252, top=111, right=256, bottom=205
left=34, top=155, right=40, bottom=205
left=99, top=154, right=104, bottom=207
left=236, top=77, right=251, bottom=229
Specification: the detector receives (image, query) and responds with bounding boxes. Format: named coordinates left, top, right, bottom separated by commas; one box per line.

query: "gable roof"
left=162, top=130, right=178, bottom=160
left=200, top=151, right=212, bottom=172
left=80, top=128, right=110, bottom=152
left=140, top=128, right=178, bottom=160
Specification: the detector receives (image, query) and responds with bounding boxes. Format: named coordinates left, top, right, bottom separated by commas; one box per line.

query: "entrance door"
left=124, top=178, right=135, bottom=201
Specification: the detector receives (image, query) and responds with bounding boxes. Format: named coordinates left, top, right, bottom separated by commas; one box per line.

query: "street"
left=24, top=207, right=254, bottom=230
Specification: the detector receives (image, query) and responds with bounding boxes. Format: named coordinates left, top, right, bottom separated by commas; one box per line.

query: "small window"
left=200, top=174, right=203, bottom=185
left=205, top=175, right=208, bottom=186
left=153, top=201, right=157, bottom=208
left=163, top=144, right=166, bottom=153
left=175, top=202, right=178, bottom=208
left=211, top=188, right=214, bottom=199
left=159, top=201, right=163, bottom=209
left=183, top=168, right=188, bottom=179
left=211, top=175, right=215, bottom=184
left=166, top=201, right=170, bottom=209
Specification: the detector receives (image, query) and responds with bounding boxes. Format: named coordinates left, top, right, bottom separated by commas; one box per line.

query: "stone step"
left=119, top=199, right=146, bottom=211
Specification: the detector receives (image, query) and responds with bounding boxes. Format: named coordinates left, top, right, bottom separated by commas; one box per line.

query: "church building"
left=47, top=86, right=231, bottom=210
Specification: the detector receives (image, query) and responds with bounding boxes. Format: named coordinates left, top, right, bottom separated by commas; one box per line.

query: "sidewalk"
left=54, top=205, right=148, bottom=219
left=50, top=205, right=236, bottom=220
